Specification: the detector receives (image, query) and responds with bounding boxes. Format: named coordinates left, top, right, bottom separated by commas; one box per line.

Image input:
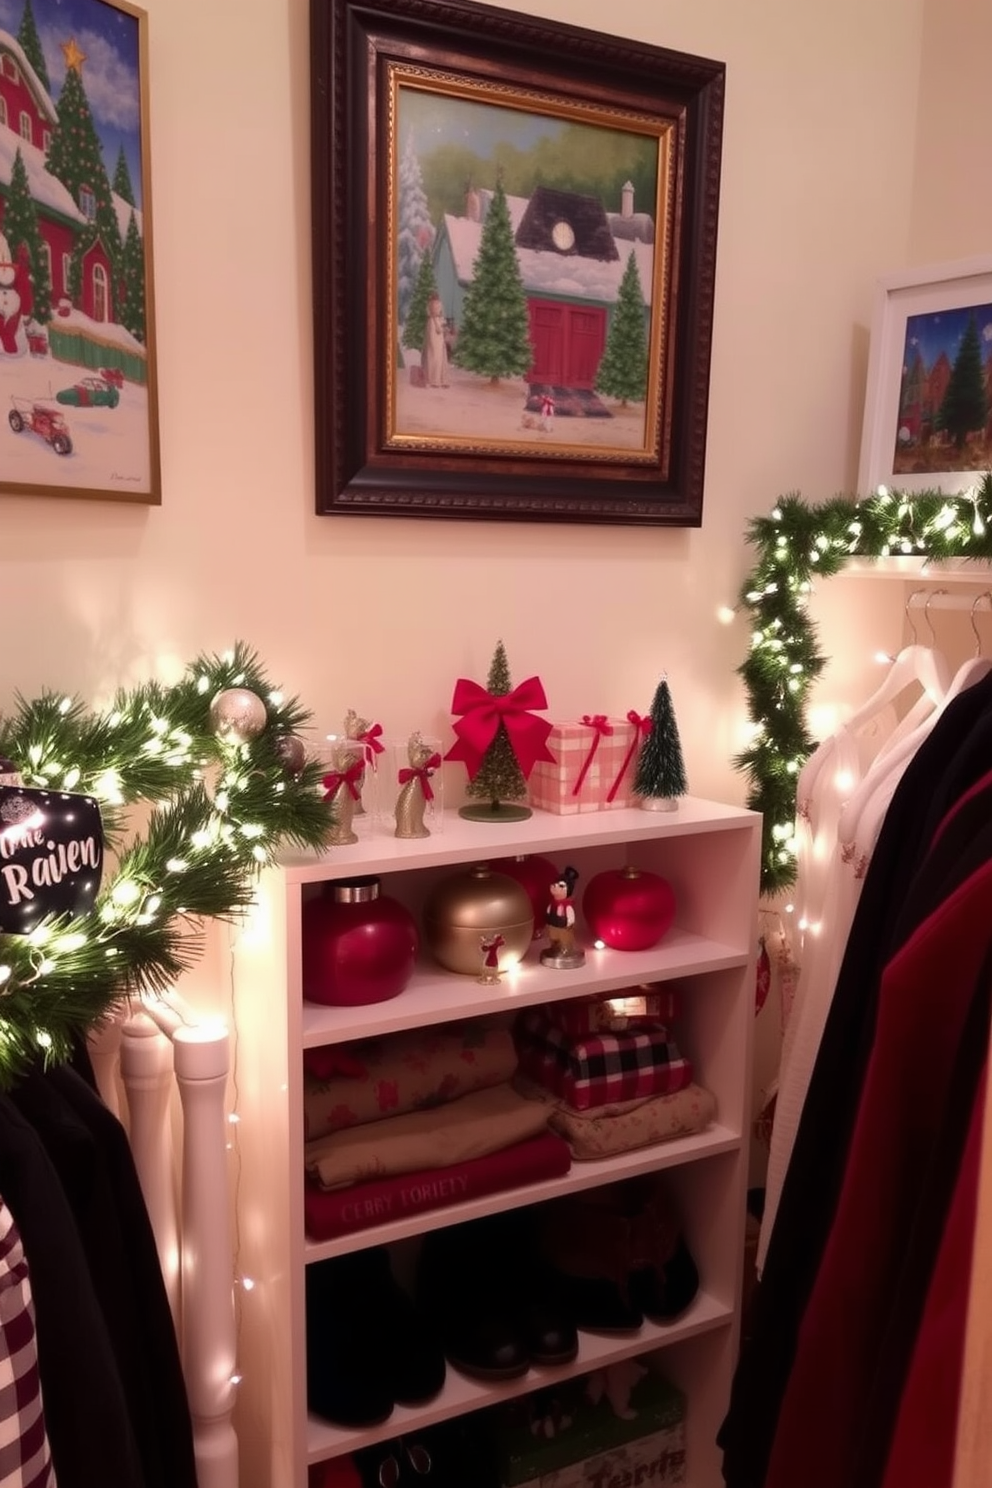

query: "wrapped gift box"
left=541, top=987, right=682, bottom=1040
left=486, top=1365, right=686, bottom=1488
left=528, top=717, right=642, bottom=814
left=514, top=1008, right=693, bottom=1110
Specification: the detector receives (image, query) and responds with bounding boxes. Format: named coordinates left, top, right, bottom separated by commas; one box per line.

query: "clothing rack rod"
left=905, top=590, right=992, bottom=611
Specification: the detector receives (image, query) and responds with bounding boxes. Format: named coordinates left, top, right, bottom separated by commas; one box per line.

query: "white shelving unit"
left=231, top=798, right=761, bottom=1488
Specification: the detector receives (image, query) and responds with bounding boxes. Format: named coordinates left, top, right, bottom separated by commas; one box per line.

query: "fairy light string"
left=0, top=642, right=332, bottom=1086
left=736, top=474, right=992, bottom=896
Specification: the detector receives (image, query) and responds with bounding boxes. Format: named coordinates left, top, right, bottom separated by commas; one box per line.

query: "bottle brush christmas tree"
left=634, top=677, right=688, bottom=810
left=446, top=640, right=553, bottom=823
left=461, top=641, right=530, bottom=820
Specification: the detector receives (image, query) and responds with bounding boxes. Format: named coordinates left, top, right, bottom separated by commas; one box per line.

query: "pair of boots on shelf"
left=306, top=1247, right=445, bottom=1428
left=418, top=1177, right=698, bottom=1382
left=305, top=1176, right=698, bottom=1426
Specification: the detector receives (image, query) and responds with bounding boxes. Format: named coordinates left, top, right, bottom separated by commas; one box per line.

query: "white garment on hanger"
left=756, top=652, right=952, bottom=1276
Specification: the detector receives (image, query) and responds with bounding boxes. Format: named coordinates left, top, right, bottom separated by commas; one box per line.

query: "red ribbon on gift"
left=398, top=753, right=442, bottom=801
left=606, top=710, right=653, bottom=802
left=445, top=676, right=555, bottom=780
left=572, top=714, right=614, bottom=796
left=322, top=760, right=364, bottom=800
left=357, top=723, right=385, bottom=763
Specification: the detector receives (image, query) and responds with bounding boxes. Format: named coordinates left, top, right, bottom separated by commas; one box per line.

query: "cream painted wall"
left=0, top=0, right=926, bottom=815
left=910, top=0, right=992, bottom=262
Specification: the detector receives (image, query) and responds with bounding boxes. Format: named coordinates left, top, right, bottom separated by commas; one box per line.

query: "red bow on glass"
left=322, top=760, right=364, bottom=800
left=445, top=677, right=554, bottom=780
left=606, top=710, right=653, bottom=802
left=398, top=753, right=442, bottom=800
left=358, top=723, right=385, bottom=758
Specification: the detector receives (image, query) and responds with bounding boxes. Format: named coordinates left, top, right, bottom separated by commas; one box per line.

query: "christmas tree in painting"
left=3, top=148, right=52, bottom=323
left=595, top=249, right=648, bottom=407
left=396, top=133, right=435, bottom=325
left=452, top=176, right=531, bottom=384
left=113, top=143, right=136, bottom=206
left=935, top=314, right=990, bottom=450
left=17, top=0, right=48, bottom=92
left=119, top=211, right=146, bottom=343
left=47, top=38, right=123, bottom=307
left=403, top=252, right=438, bottom=357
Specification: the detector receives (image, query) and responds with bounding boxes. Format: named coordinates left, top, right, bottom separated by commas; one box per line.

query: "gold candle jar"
left=422, top=863, right=534, bottom=976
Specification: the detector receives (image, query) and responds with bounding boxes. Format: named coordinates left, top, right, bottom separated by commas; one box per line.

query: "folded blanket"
left=514, top=1073, right=716, bottom=1159
left=305, top=1082, right=549, bottom=1190
left=303, top=1019, right=517, bottom=1141
left=304, top=1132, right=571, bottom=1240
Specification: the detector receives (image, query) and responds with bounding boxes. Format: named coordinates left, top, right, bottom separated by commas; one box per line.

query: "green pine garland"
left=0, top=642, right=332, bottom=1086
left=736, top=474, right=992, bottom=897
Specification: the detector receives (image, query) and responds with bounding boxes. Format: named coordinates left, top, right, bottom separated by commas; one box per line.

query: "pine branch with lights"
left=0, top=643, right=332, bottom=1085
left=736, top=474, right=992, bottom=897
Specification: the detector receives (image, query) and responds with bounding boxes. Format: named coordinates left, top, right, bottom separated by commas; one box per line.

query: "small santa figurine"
left=0, top=234, right=34, bottom=358
left=478, top=932, right=506, bottom=984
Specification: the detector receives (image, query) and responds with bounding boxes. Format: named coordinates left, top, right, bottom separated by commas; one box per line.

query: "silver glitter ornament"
left=210, top=687, right=267, bottom=744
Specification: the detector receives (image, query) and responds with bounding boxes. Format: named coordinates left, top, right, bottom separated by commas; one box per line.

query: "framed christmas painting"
left=858, top=255, right=992, bottom=500
left=0, top=0, right=159, bottom=504
left=310, top=0, right=725, bottom=527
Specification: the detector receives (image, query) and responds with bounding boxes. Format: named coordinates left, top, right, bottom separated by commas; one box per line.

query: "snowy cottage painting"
left=0, top=0, right=156, bottom=501
left=390, top=84, right=673, bottom=460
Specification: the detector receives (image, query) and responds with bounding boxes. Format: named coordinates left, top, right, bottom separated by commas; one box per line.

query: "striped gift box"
left=528, top=716, right=641, bottom=814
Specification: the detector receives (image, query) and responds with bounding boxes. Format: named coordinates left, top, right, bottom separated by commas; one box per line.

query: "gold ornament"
left=209, top=687, right=267, bottom=744
left=422, top=864, right=533, bottom=975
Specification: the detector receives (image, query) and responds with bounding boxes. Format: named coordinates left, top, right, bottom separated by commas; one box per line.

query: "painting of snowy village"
left=0, top=0, right=156, bottom=502
left=388, top=79, right=673, bottom=462
left=892, top=300, right=992, bottom=478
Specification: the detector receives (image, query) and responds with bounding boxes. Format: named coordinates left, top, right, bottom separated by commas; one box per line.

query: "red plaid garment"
left=514, top=1009, right=693, bottom=1111
left=0, top=1202, right=56, bottom=1488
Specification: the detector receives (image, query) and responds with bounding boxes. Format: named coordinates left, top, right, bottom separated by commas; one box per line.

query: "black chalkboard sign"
left=0, top=787, right=104, bottom=935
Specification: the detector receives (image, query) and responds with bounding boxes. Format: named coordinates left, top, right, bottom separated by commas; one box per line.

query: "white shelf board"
left=277, top=799, right=757, bottom=884
left=304, top=1123, right=740, bottom=1262
left=305, top=1289, right=731, bottom=1465
left=300, top=928, right=747, bottom=1045
left=838, top=556, right=992, bottom=582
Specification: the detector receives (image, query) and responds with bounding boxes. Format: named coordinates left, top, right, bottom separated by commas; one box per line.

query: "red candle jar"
left=491, top=853, right=559, bottom=938
left=302, top=876, right=419, bottom=1006
left=582, top=865, right=676, bottom=952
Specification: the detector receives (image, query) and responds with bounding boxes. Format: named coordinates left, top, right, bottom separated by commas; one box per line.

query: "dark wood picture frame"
left=311, top=0, right=724, bottom=526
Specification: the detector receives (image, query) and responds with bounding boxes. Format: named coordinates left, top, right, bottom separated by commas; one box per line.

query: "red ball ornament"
left=582, top=865, right=676, bottom=952
left=302, top=876, right=419, bottom=1006
left=490, top=853, right=559, bottom=938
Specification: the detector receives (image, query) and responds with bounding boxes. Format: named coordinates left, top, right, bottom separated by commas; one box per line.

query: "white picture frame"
left=858, top=254, right=992, bottom=498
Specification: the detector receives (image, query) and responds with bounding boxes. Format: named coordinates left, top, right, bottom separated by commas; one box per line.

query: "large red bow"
left=358, top=723, right=385, bottom=758
left=398, top=753, right=442, bottom=801
left=445, top=677, right=554, bottom=781
left=322, top=760, right=364, bottom=800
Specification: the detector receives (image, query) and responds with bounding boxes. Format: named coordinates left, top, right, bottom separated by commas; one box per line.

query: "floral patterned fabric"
left=303, top=1020, right=516, bottom=1141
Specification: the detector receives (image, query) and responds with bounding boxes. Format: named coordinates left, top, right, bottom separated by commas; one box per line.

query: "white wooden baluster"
left=173, top=1023, right=238, bottom=1488
left=119, top=1009, right=182, bottom=1326
left=86, top=1012, right=124, bottom=1118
